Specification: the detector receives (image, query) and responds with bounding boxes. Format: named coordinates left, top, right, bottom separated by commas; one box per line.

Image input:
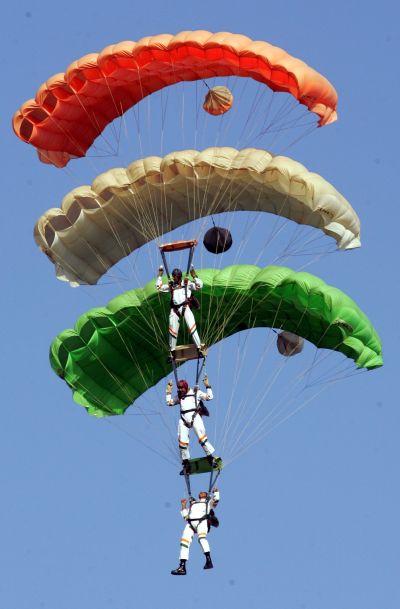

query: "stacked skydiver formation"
left=12, top=30, right=384, bottom=580
left=156, top=241, right=222, bottom=574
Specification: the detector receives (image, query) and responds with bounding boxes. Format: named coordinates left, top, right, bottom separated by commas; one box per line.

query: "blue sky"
left=2, top=1, right=399, bottom=608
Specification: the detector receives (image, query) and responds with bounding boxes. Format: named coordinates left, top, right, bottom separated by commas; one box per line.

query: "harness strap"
left=188, top=515, right=208, bottom=533
left=187, top=501, right=211, bottom=532
left=183, top=472, right=192, bottom=498
left=187, top=515, right=209, bottom=524
left=171, top=300, right=190, bottom=317
left=180, top=393, right=201, bottom=428
left=208, top=468, right=221, bottom=493
left=186, top=246, right=195, bottom=275
left=181, top=409, right=199, bottom=428
left=184, top=278, right=188, bottom=304
left=160, top=248, right=171, bottom=280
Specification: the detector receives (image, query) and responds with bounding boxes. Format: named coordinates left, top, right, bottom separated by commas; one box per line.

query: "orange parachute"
left=12, top=31, right=338, bottom=168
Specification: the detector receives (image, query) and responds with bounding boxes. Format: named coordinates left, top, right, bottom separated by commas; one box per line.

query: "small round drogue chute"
left=277, top=331, right=304, bottom=357
left=203, top=226, right=233, bottom=254
left=203, top=86, right=234, bottom=116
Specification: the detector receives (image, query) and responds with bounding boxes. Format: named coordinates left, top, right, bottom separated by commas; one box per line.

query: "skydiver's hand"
left=181, top=499, right=187, bottom=508
left=168, top=279, right=173, bottom=287
left=158, top=265, right=164, bottom=277
left=203, top=375, right=211, bottom=388
left=190, top=265, right=197, bottom=279
left=166, top=380, right=173, bottom=394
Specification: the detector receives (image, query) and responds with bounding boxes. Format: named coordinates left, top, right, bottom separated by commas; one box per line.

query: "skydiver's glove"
left=181, top=499, right=187, bottom=508
left=158, top=265, right=164, bottom=277
left=166, top=380, right=173, bottom=394
left=190, top=265, right=197, bottom=279
left=203, top=375, right=211, bottom=388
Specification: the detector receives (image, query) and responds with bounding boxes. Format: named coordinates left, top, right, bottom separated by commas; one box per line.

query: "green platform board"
left=180, top=456, right=223, bottom=476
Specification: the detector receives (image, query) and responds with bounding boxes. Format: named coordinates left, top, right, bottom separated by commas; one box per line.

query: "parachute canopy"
left=35, top=147, right=360, bottom=285
left=50, top=265, right=382, bottom=418
left=13, top=30, right=338, bottom=167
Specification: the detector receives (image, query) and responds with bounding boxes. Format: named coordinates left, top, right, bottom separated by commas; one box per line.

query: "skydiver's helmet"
left=172, top=268, right=183, bottom=285
left=177, top=379, right=189, bottom=398
left=199, top=491, right=208, bottom=501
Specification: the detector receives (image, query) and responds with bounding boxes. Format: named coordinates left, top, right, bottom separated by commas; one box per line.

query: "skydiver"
left=171, top=488, right=220, bottom=575
left=166, top=376, right=216, bottom=473
left=156, top=265, right=205, bottom=359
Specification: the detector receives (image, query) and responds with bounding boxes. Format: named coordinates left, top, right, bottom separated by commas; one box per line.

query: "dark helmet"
left=172, top=268, right=183, bottom=282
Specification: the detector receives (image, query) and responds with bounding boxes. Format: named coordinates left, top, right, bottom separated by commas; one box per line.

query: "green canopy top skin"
left=50, top=265, right=383, bottom=417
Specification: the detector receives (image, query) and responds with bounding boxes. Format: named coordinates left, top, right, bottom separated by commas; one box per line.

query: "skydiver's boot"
left=197, top=344, right=207, bottom=358
left=179, top=459, right=191, bottom=476
left=207, top=454, right=222, bottom=470
left=167, top=350, right=176, bottom=364
left=171, top=559, right=187, bottom=575
left=203, top=552, right=213, bottom=570
left=206, top=455, right=215, bottom=468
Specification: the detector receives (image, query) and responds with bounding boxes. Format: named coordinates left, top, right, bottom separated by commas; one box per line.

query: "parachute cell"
left=50, top=264, right=383, bottom=418
left=35, top=147, right=361, bottom=285
left=12, top=31, right=338, bottom=167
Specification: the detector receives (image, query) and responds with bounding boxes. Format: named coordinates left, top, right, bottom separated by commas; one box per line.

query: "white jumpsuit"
left=156, top=276, right=203, bottom=351
left=166, top=388, right=215, bottom=460
left=179, top=491, right=220, bottom=560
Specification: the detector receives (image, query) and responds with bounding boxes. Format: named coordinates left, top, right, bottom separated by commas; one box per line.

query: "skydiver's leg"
left=197, top=521, right=213, bottom=569
left=183, top=307, right=201, bottom=348
left=169, top=309, right=179, bottom=351
left=178, top=419, right=190, bottom=461
left=180, top=524, right=194, bottom=561
left=197, top=521, right=210, bottom=554
left=171, top=524, right=193, bottom=574
left=192, top=414, right=215, bottom=456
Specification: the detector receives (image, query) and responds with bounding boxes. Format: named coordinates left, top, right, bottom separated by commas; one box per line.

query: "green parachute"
left=50, top=265, right=382, bottom=417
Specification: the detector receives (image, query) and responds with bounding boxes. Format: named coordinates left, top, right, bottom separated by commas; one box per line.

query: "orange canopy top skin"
left=12, top=31, right=338, bottom=168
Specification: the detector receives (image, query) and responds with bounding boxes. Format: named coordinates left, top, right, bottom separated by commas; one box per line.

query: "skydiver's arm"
left=166, top=381, right=179, bottom=406
left=197, top=386, right=213, bottom=401
left=180, top=499, right=189, bottom=519
left=156, top=276, right=170, bottom=292
left=167, top=396, right=180, bottom=406
left=189, top=265, right=203, bottom=290
left=189, top=277, right=203, bottom=291
left=210, top=488, right=220, bottom=508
